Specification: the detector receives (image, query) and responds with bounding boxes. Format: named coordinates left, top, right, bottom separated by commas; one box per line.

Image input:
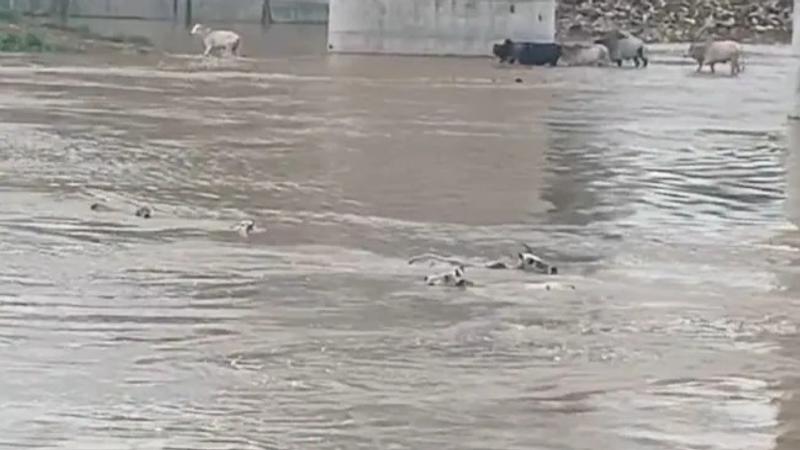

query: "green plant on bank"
left=0, top=8, right=21, bottom=24
left=0, top=30, right=50, bottom=52
left=40, top=21, right=152, bottom=47
left=0, top=12, right=152, bottom=53
left=107, top=33, right=153, bottom=47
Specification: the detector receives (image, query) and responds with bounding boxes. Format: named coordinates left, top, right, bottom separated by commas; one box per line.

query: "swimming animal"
left=232, top=219, right=259, bottom=238
left=487, top=244, right=559, bottom=274
left=424, top=266, right=474, bottom=287
left=409, top=243, right=558, bottom=275
left=90, top=201, right=152, bottom=218
left=190, top=23, right=242, bottom=57
left=686, top=39, right=743, bottom=76
left=594, top=29, right=648, bottom=68
left=89, top=202, right=113, bottom=212
left=135, top=206, right=152, bottom=218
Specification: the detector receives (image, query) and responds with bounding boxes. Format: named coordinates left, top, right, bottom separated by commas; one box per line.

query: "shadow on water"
left=0, top=21, right=800, bottom=449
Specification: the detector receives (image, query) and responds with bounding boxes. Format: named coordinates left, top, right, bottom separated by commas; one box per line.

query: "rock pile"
left=556, top=0, right=793, bottom=43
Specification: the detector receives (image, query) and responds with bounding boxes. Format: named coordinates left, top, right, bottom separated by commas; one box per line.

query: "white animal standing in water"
left=424, top=266, right=474, bottom=288
left=559, top=42, right=611, bottom=67
left=594, top=29, right=648, bottom=68
left=190, top=23, right=242, bottom=58
left=233, top=219, right=262, bottom=238
left=686, top=39, right=744, bottom=76
left=409, top=243, right=558, bottom=275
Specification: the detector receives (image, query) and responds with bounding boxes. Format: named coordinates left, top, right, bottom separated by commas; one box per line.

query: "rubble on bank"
left=556, top=0, right=793, bottom=43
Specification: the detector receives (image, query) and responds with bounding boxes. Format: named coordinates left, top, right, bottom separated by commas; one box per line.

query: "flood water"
left=2, top=23, right=800, bottom=450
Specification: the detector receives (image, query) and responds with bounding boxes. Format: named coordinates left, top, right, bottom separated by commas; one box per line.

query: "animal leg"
left=203, top=44, right=212, bottom=57
left=615, top=59, right=622, bottom=67
left=709, top=63, right=715, bottom=74
left=634, top=57, right=641, bottom=68
left=231, top=38, right=241, bottom=57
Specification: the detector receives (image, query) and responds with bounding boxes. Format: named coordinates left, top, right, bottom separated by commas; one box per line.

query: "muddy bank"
left=0, top=10, right=156, bottom=55
left=557, top=0, right=793, bottom=44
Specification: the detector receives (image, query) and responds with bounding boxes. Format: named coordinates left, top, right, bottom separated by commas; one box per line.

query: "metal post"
left=185, top=0, right=192, bottom=28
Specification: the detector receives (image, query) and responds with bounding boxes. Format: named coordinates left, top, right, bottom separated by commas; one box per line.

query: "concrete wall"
left=794, top=0, right=800, bottom=54
left=327, top=0, right=556, bottom=56
left=5, top=0, right=328, bottom=23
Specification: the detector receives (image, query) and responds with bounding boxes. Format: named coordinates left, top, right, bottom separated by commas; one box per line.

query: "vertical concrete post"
left=328, top=0, right=556, bottom=56
left=788, top=122, right=800, bottom=227
left=261, top=0, right=271, bottom=26
left=58, top=0, right=68, bottom=24
left=185, top=0, right=192, bottom=28
left=792, top=0, right=800, bottom=119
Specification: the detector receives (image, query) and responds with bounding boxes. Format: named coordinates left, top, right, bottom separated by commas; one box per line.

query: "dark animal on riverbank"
left=492, top=39, right=561, bottom=67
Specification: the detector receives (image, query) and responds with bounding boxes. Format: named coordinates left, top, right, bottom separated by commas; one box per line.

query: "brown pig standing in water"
left=686, top=39, right=744, bottom=76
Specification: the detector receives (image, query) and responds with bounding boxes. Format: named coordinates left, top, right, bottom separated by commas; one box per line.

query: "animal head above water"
left=135, top=206, right=152, bottom=219
left=517, top=251, right=557, bottom=275
left=190, top=23, right=209, bottom=35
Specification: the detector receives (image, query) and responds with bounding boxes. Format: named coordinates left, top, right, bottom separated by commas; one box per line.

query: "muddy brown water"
left=2, top=23, right=800, bottom=449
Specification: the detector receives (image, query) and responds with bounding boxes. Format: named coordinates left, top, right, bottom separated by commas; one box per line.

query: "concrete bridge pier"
left=791, top=0, right=800, bottom=119
left=327, top=0, right=556, bottom=56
